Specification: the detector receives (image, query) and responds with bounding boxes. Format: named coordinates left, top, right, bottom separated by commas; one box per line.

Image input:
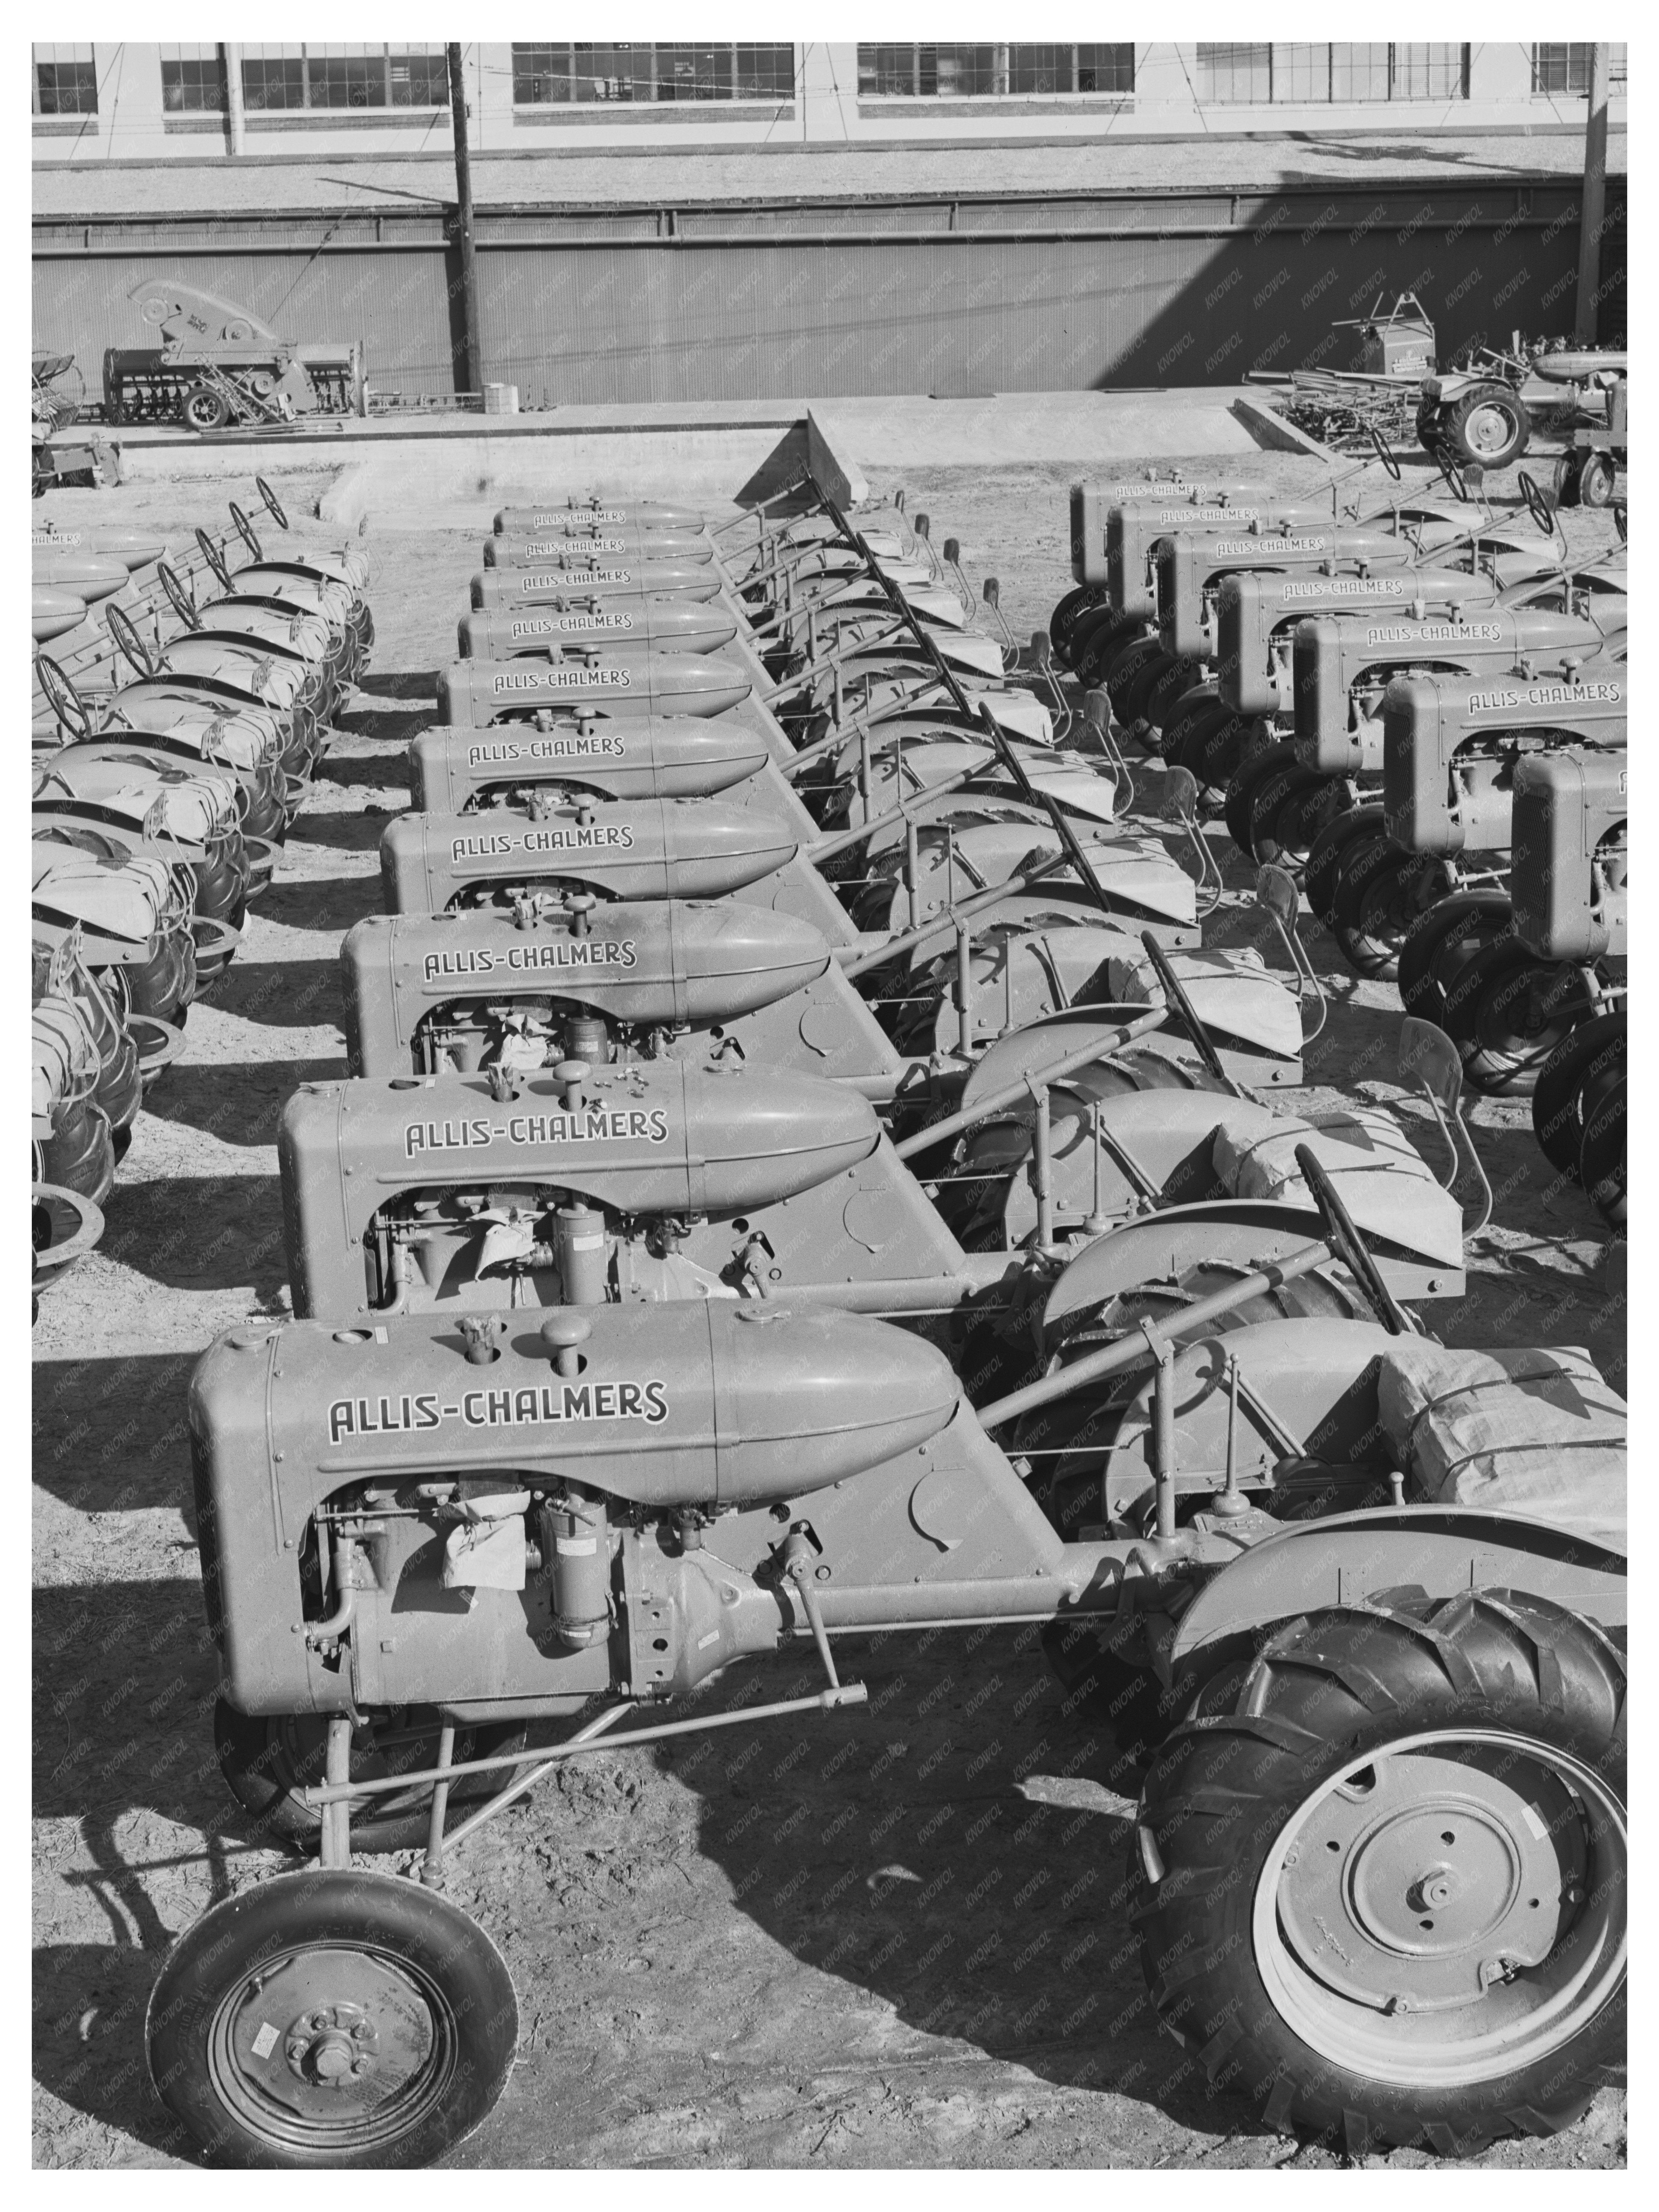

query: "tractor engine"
left=406, top=713, right=769, bottom=815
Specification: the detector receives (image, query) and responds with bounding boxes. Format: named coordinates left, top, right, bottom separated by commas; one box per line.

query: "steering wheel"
left=1367, top=423, right=1402, bottom=482
left=1434, top=449, right=1469, bottom=503
left=1518, top=470, right=1556, bottom=536
left=196, top=526, right=234, bottom=594
left=230, top=501, right=264, bottom=562
left=1292, top=1141, right=1415, bottom=1336
left=256, top=474, right=290, bottom=531
left=106, top=601, right=160, bottom=678
left=158, top=559, right=200, bottom=630
left=36, top=654, right=92, bottom=740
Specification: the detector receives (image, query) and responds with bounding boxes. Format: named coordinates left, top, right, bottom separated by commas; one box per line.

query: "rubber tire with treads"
left=146, top=1868, right=517, bottom=2167
left=1306, top=805, right=1388, bottom=926
left=1530, top=1011, right=1626, bottom=1178
left=1224, top=743, right=1299, bottom=859
left=1252, top=763, right=1352, bottom=875
left=1177, top=707, right=1264, bottom=805
left=1397, top=891, right=1514, bottom=1029
left=1578, top=453, right=1617, bottom=509
left=1072, top=612, right=1147, bottom=687
left=1049, top=585, right=1105, bottom=662
left=1329, top=843, right=1454, bottom=984
left=1158, top=684, right=1224, bottom=767
left=1441, top=936, right=1596, bottom=1096
left=1139, top=656, right=1206, bottom=742
left=1441, top=383, right=1530, bottom=472
left=1104, top=636, right=1167, bottom=720
left=1578, top=1069, right=1626, bottom=1228
left=1129, top=1593, right=1626, bottom=2156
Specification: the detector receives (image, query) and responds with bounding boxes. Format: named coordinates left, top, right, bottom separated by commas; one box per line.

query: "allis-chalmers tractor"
left=143, top=474, right=1626, bottom=2171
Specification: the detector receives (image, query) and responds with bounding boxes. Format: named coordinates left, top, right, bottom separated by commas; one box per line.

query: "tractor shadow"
left=139, top=1055, right=346, bottom=1148
left=195, top=954, right=343, bottom=1033
left=96, top=1176, right=289, bottom=1306
left=337, top=671, right=437, bottom=749
left=664, top=1628, right=1283, bottom=2147
left=284, top=807, right=400, bottom=856
left=31, top=1575, right=282, bottom=2162
left=251, top=869, right=384, bottom=936
left=313, top=751, right=413, bottom=797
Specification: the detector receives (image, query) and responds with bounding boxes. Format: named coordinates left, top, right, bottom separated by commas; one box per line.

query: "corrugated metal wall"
left=34, top=179, right=1621, bottom=404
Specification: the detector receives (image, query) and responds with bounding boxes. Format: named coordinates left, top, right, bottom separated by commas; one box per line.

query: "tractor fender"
left=1171, top=1503, right=1628, bottom=1669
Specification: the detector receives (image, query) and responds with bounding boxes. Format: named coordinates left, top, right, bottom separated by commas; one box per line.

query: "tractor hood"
left=1382, top=669, right=1627, bottom=854
left=1512, top=749, right=1628, bottom=963
left=459, top=601, right=739, bottom=659
left=88, top=688, right=284, bottom=771
left=470, top=562, right=725, bottom=608
left=281, top=1058, right=880, bottom=1319
left=434, top=652, right=751, bottom=725
left=32, top=523, right=169, bottom=573
left=486, top=526, right=714, bottom=567
left=31, top=549, right=128, bottom=603
left=33, top=752, right=236, bottom=848
left=408, top=716, right=769, bottom=812
left=156, top=638, right=306, bottom=712
left=33, top=837, right=172, bottom=958
left=32, top=587, right=85, bottom=643
left=1217, top=564, right=1501, bottom=715
left=493, top=499, right=708, bottom=534
left=379, top=796, right=799, bottom=914
left=342, top=899, right=834, bottom=1077
left=190, top=1302, right=960, bottom=1512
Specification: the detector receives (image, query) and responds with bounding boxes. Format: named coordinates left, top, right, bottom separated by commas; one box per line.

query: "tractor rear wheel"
left=213, top=1700, right=531, bottom=1855
left=1130, top=1594, right=1626, bottom=2155
left=1530, top=1011, right=1626, bottom=1179
left=1442, top=937, right=1597, bottom=1095
left=1138, top=656, right=1206, bottom=740
left=1397, top=892, right=1514, bottom=1028
left=1174, top=705, right=1260, bottom=803
left=1578, top=1069, right=1627, bottom=1228
left=1223, top=743, right=1298, bottom=858
left=1072, top=612, right=1146, bottom=687
left=1103, top=636, right=1166, bottom=719
left=1442, top=384, right=1530, bottom=471
left=146, top=1868, right=516, bottom=2168
left=1252, top=764, right=1351, bottom=874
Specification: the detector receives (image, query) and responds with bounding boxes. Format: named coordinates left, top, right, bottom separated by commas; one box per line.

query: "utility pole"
left=1574, top=43, right=1610, bottom=344
left=222, top=44, right=245, bottom=157
left=448, top=42, right=484, bottom=395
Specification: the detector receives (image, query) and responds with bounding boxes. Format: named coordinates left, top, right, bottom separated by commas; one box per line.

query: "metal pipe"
left=321, top=1714, right=352, bottom=1868
left=955, top=920, right=974, bottom=1056
left=893, top=1007, right=1164, bottom=1159
left=1575, top=44, right=1612, bottom=346
left=1029, top=1077, right=1055, bottom=1251
left=1144, top=1323, right=1178, bottom=1539
left=751, top=1264, right=1013, bottom=1313
left=420, top=1723, right=456, bottom=1887
left=221, top=46, right=245, bottom=158
left=978, top=1236, right=1333, bottom=1430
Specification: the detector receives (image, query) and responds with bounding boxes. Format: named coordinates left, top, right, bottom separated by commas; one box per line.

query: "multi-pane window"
left=511, top=44, right=795, bottom=104
left=239, top=44, right=448, bottom=112
left=33, top=44, right=97, bottom=115
left=1533, top=44, right=1628, bottom=94
left=1199, top=43, right=1467, bottom=102
left=161, top=44, right=225, bottom=112
left=857, top=44, right=1133, bottom=96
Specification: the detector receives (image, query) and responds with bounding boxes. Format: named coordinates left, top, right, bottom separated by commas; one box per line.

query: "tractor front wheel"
left=1578, top=452, right=1617, bottom=508
left=1130, top=1594, right=1626, bottom=2156
left=1530, top=1011, right=1626, bottom=1179
left=146, top=1868, right=517, bottom=2168
left=1397, top=892, right=1514, bottom=1028
left=213, top=1700, right=531, bottom=1855
left=1330, top=845, right=1454, bottom=983
left=1442, top=937, right=1597, bottom=1095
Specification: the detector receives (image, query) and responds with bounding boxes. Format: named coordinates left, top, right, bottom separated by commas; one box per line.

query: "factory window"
left=1533, top=45, right=1628, bottom=95
left=1199, top=43, right=1467, bottom=102
left=33, top=44, right=98, bottom=115
left=239, top=44, right=449, bottom=112
left=511, top=44, right=795, bottom=104
left=160, top=45, right=226, bottom=113
left=857, top=44, right=1133, bottom=97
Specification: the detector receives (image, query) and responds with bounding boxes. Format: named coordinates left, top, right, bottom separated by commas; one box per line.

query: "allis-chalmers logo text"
left=402, top=1103, right=670, bottom=1158
left=327, top=1376, right=670, bottom=1443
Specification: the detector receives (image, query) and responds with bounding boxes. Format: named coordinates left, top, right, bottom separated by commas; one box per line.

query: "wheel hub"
left=225, top=1944, right=435, bottom=2122
left=1464, top=403, right=1514, bottom=457
left=1275, top=1746, right=1581, bottom=2015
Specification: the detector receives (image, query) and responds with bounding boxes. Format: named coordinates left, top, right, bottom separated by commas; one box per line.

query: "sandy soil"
left=32, top=450, right=1625, bottom=2169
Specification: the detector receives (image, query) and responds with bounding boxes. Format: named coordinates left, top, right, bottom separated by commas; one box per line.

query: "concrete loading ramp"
left=111, top=386, right=1277, bottom=527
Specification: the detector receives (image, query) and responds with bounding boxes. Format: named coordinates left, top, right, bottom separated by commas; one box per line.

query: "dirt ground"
left=32, top=445, right=1625, bottom=2169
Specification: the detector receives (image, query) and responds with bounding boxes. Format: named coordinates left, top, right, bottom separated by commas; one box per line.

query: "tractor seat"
left=1377, top=1340, right=1626, bottom=1548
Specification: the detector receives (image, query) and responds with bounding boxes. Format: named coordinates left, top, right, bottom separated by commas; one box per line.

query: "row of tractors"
left=32, top=484, right=374, bottom=1312
left=43, top=458, right=1623, bottom=2167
